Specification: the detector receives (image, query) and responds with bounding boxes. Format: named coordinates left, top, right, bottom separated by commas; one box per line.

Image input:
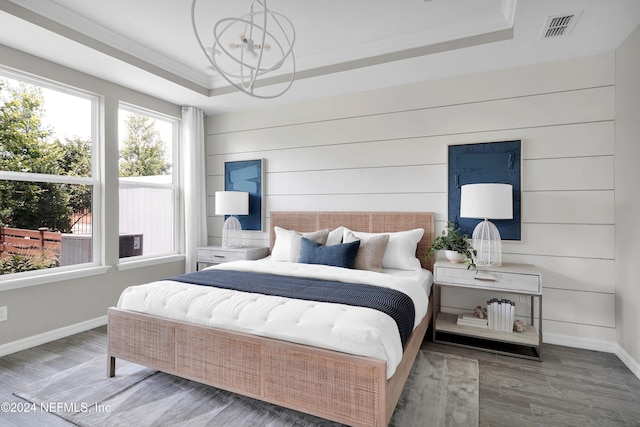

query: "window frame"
left=117, top=102, right=180, bottom=263
left=0, top=67, right=102, bottom=285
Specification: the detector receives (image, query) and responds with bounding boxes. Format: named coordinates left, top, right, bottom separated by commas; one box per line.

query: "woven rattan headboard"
left=270, top=211, right=435, bottom=270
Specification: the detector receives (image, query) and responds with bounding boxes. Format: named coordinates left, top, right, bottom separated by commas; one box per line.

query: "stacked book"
left=456, top=312, right=488, bottom=329
left=486, top=298, right=515, bottom=333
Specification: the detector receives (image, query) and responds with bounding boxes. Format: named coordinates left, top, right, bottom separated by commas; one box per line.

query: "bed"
left=107, top=211, right=435, bottom=427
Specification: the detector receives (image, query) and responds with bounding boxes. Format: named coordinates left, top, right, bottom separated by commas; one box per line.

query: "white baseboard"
left=544, top=332, right=640, bottom=380
left=0, top=315, right=107, bottom=357
left=615, top=344, right=640, bottom=380
left=543, top=332, right=618, bottom=354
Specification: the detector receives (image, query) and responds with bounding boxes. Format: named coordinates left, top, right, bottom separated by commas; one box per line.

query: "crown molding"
left=3, top=0, right=210, bottom=92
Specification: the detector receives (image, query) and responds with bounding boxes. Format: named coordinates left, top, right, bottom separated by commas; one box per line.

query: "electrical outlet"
left=519, top=295, right=528, bottom=303
left=0, top=306, right=6, bottom=322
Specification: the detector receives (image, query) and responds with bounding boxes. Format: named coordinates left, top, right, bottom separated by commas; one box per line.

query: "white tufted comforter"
left=117, top=259, right=432, bottom=378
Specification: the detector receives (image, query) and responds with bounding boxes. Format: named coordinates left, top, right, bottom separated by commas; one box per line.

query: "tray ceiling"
left=1, top=0, right=639, bottom=113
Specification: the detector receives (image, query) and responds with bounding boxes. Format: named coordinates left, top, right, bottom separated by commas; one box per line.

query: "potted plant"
left=426, top=221, right=477, bottom=269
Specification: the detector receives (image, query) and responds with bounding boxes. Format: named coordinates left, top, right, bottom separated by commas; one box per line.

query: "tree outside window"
left=119, top=114, right=171, bottom=178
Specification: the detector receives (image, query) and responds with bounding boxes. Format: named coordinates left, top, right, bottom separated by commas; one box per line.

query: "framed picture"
left=224, top=159, right=264, bottom=231
left=448, top=141, right=521, bottom=240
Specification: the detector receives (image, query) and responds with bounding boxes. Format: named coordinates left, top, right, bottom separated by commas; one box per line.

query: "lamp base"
left=472, top=219, right=502, bottom=267
left=221, top=216, right=243, bottom=248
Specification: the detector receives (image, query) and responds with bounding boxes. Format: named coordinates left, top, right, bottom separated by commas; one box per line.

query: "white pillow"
left=343, top=228, right=424, bottom=271
left=326, top=226, right=345, bottom=246
left=271, top=227, right=329, bottom=262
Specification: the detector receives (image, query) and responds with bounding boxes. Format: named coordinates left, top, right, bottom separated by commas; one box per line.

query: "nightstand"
left=196, top=246, right=270, bottom=270
left=432, top=260, right=543, bottom=360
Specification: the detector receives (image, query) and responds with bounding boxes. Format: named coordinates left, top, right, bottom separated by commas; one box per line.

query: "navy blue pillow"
left=298, top=237, right=361, bottom=269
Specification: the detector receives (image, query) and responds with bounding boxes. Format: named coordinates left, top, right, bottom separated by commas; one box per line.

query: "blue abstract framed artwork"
left=224, top=159, right=264, bottom=231
left=448, top=141, right=521, bottom=240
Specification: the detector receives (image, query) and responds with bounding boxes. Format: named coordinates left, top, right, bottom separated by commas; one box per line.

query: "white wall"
left=615, top=25, right=640, bottom=369
left=206, top=53, right=617, bottom=350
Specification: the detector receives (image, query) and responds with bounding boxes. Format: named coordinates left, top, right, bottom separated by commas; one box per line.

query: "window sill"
left=0, top=255, right=185, bottom=291
left=0, top=265, right=112, bottom=292
left=116, top=254, right=185, bottom=271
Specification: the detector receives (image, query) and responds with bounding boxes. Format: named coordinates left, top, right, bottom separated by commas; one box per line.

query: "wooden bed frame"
left=108, top=211, right=435, bottom=427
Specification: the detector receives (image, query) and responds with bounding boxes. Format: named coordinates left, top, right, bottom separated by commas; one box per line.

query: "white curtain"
left=182, top=106, right=207, bottom=273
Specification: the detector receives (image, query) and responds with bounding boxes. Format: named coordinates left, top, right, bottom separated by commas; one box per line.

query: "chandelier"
left=191, top=0, right=296, bottom=99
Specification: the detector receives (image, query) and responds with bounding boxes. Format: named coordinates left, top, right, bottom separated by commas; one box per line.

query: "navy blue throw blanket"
left=169, top=269, right=415, bottom=348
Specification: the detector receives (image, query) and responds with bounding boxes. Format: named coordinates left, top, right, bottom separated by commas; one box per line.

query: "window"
left=0, top=71, right=98, bottom=276
left=118, top=104, right=178, bottom=259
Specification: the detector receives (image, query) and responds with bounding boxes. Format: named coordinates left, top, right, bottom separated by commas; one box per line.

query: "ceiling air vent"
left=540, top=11, right=582, bottom=39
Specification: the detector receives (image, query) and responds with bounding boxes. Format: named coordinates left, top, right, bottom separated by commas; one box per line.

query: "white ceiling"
left=1, top=0, right=639, bottom=114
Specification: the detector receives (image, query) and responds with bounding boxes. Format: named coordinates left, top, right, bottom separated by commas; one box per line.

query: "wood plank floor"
left=0, top=326, right=638, bottom=426
left=422, top=340, right=640, bottom=426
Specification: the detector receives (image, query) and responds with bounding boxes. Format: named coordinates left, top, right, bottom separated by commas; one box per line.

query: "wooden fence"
left=0, top=227, right=61, bottom=261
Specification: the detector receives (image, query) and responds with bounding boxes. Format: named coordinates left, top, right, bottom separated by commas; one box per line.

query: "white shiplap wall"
left=205, top=53, right=616, bottom=347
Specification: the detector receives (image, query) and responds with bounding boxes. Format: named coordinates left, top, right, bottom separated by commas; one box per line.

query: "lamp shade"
left=460, top=183, right=513, bottom=220
left=215, top=191, right=249, bottom=216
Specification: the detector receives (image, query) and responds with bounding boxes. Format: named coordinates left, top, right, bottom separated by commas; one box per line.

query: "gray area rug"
left=15, top=350, right=479, bottom=427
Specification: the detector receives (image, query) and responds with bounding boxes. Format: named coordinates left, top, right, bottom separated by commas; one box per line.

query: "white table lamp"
left=215, top=191, right=249, bottom=248
left=460, top=183, right=513, bottom=266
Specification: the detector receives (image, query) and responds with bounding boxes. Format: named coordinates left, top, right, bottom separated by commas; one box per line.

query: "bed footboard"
left=108, top=307, right=393, bottom=427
